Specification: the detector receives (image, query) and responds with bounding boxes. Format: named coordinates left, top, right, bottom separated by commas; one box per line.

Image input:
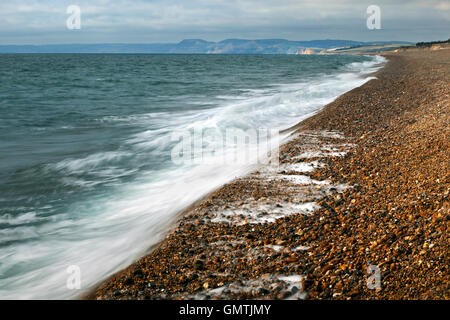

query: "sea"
left=0, top=53, right=386, bottom=299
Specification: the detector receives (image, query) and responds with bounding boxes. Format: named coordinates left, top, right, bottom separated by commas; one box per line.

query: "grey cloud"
left=0, top=0, right=448, bottom=44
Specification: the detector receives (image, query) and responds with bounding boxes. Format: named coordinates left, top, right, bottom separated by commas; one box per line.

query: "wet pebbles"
left=89, top=48, right=449, bottom=300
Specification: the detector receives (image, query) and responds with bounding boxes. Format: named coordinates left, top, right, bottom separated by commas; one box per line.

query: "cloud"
left=0, top=0, right=448, bottom=44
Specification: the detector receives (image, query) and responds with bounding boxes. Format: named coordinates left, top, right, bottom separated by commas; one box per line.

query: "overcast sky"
left=0, top=0, right=448, bottom=45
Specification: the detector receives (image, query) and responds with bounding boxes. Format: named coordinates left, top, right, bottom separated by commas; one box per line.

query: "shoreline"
left=87, top=47, right=449, bottom=300
left=81, top=60, right=362, bottom=300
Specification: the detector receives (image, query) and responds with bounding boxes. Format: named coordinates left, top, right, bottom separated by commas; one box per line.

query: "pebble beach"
left=88, top=46, right=449, bottom=300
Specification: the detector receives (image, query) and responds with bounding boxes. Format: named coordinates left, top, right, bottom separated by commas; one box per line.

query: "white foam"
left=50, top=151, right=131, bottom=173
left=0, top=212, right=41, bottom=226
left=265, top=245, right=283, bottom=252
left=211, top=201, right=320, bottom=225
left=277, top=174, right=326, bottom=185
left=278, top=161, right=322, bottom=173
left=294, top=245, right=311, bottom=251
left=190, top=274, right=307, bottom=300
left=294, top=150, right=347, bottom=159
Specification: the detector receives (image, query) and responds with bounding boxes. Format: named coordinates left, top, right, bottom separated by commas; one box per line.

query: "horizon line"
left=0, top=38, right=418, bottom=47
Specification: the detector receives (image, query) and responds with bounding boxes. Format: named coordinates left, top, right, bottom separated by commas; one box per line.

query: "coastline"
left=87, top=47, right=449, bottom=300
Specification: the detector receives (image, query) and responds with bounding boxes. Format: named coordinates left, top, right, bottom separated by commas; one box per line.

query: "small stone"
left=286, top=256, right=298, bottom=263
left=194, top=259, right=205, bottom=270
left=277, top=291, right=291, bottom=299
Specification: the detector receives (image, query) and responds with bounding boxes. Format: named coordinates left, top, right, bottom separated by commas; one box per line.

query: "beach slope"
left=89, top=47, right=449, bottom=300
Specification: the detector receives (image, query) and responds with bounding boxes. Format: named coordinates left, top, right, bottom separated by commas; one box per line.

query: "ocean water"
left=0, top=53, right=386, bottom=299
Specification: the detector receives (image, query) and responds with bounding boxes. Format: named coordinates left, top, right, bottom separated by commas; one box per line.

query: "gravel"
left=87, top=47, right=449, bottom=300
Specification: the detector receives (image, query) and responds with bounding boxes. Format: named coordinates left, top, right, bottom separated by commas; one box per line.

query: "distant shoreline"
left=0, top=39, right=414, bottom=54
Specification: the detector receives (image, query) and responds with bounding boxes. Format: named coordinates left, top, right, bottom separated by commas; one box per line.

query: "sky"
left=0, top=0, right=448, bottom=45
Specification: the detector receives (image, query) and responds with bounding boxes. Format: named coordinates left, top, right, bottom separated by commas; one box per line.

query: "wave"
left=50, top=151, right=132, bottom=173
left=0, top=55, right=386, bottom=299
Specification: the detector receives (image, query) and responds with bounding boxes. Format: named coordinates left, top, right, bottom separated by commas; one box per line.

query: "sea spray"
left=0, top=54, right=386, bottom=299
